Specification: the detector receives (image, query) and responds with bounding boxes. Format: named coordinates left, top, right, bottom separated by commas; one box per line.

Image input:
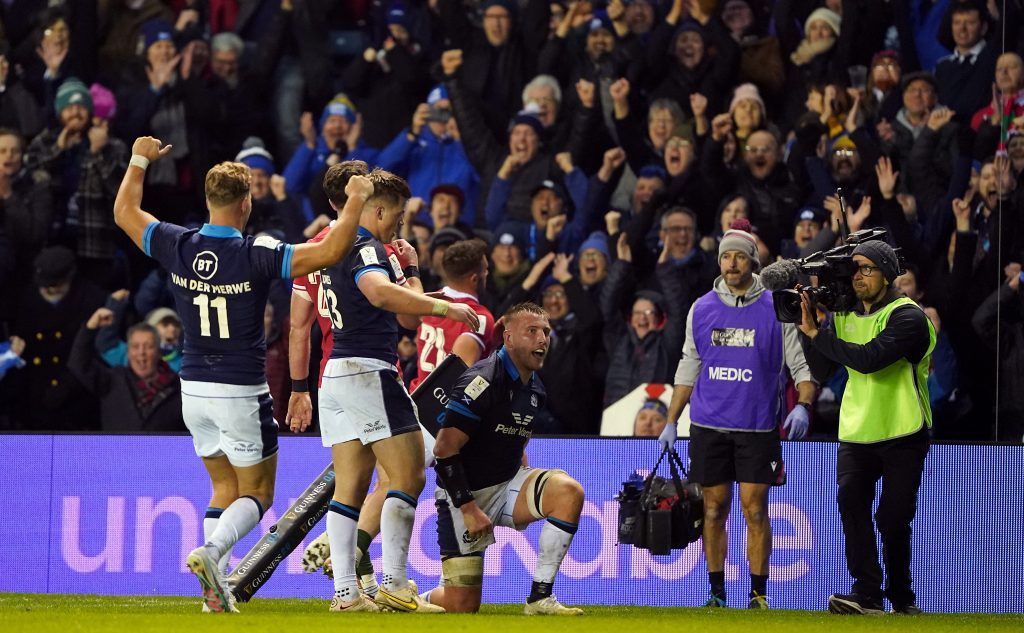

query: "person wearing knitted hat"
left=468, top=106, right=548, bottom=227
left=828, top=133, right=864, bottom=187
left=790, top=7, right=841, bottom=67
left=480, top=0, right=518, bottom=46
left=585, top=10, right=616, bottom=59
left=283, top=92, right=378, bottom=208
left=729, top=83, right=766, bottom=145
left=896, top=71, right=938, bottom=132
left=805, top=7, right=841, bottom=40
left=780, top=205, right=826, bottom=258
left=54, top=77, right=93, bottom=143
left=796, top=238, right=933, bottom=616
left=662, top=217, right=815, bottom=609
left=633, top=397, right=670, bottom=437
left=235, top=138, right=305, bottom=241
left=576, top=231, right=610, bottom=289
left=870, top=50, right=902, bottom=94
left=386, top=3, right=413, bottom=42
left=25, top=76, right=128, bottom=286
left=140, top=18, right=178, bottom=93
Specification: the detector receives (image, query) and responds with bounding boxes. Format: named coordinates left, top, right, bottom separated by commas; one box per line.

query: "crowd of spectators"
left=0, top=0, right=1022, bottom=441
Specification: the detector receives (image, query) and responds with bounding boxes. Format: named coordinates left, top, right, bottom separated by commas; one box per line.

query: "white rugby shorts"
left=435, top=466, right=538, bottom=556
left=319, top=357, right=420, bottom=447
left=180, top=380, right=278, bottom=467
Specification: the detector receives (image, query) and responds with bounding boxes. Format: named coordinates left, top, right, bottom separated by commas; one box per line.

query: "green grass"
left=0, top=594, right=1019, bottom=633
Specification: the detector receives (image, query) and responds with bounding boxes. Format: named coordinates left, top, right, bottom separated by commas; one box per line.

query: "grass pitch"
left=0, top=594, right=1019, bottom=633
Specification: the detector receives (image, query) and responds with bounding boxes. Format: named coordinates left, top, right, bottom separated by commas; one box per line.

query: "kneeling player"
left=427, top=303, right=585, bottom=615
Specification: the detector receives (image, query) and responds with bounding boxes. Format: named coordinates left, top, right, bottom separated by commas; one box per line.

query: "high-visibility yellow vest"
left=833, top=297, right=936, bottom=443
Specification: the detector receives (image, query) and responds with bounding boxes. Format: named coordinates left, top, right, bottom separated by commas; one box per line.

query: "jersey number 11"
left=193, top=293, right=230, bottom=338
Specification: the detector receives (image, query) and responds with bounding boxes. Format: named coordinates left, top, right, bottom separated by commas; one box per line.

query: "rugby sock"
left=327, top=501, right=361, bottom=601
left=751, top=573, right=768, bottom=596
left=203, top=507, right=229, bottom=574
left=528, top=518, right=577, bottom=603
left=355, top=529, right=375, bottom=577
left=380, top=491, right=417, bottom=592
left=206, top=496, right=261, bottom=563
left=709, top=571, right=726, bottom=599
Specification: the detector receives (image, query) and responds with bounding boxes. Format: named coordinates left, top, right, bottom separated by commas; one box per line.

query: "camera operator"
left=796, top=240, right=934, bottom=616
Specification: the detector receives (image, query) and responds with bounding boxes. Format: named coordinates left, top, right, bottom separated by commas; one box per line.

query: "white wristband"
left=129, top=155, right=150, bottom=171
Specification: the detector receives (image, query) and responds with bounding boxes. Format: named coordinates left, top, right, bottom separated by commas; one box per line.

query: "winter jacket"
left=601, top=259, right=688, bottom=405
left=377, top=126, right=480, bottom=225
left=68, top=325, right=184, bottom=433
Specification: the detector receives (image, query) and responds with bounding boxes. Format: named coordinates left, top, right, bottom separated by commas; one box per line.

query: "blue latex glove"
left=658, top=421, right=678, bottom=451
left=0, top=342, right=26, bottom=382
left=783, top=405, right=810, bottom=440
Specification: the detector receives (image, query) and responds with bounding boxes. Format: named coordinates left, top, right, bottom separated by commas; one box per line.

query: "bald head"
left=996, top=52, right=1024, bottom=94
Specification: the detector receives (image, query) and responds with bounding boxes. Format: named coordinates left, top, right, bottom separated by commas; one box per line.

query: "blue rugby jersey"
left=321, top=227, right=401, bottom=365
left=441, top=348, right=546, bottom=490
left=144, top=222, right=294, bottom=385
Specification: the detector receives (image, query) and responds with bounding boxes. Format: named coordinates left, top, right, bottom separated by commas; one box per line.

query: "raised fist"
left=86, top=307, right=115, bottom=330
left=576, top=79, right=596, bottom=109
left=441, top=49, right=463, bottom=77
left=711, top=113, right=732, bottom=141
left=345, top=174, right=374, bottom=202
left=609, top=78, right=630, bottom=103
left=131, top=136, right=173, bottom=162
left=555, top=152, right=574, bottom=174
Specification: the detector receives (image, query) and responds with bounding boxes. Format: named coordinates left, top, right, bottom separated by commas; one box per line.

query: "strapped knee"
left=526, top=468, right=569, bottom=520
left=442, top=554, right=483, bottom=588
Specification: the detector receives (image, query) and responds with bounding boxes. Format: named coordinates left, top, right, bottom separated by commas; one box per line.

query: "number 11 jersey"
left=144, top=222, right=295, bottom=385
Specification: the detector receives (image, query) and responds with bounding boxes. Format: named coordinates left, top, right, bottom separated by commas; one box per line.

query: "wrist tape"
left=435, top=454, right=474, bottom=508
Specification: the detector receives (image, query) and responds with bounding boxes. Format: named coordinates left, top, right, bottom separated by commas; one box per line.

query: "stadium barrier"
left=0, top=435, right=1019, bottom=612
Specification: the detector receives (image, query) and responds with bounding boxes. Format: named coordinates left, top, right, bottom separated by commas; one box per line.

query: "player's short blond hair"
left=205, top=162, right=251, bottom=207
left=503, top=302, right=548, bottom=325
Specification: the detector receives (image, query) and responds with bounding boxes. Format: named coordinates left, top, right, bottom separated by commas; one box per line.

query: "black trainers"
left=891, top=602, right=923, bottom=615
left=747, top=591, right=769, bottom=609
left=828, top=592, right=884, bottom=615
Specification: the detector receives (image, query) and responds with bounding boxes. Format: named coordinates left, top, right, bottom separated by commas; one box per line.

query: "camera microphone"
left=760, top=259, right=800, bottom=291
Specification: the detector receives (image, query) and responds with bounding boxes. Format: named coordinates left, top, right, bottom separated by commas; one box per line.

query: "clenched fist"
left=131, top=136, right=173, bottom=162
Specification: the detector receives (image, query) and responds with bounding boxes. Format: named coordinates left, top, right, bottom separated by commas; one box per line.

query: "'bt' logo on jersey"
left=193, top=251, right=219, bottom=280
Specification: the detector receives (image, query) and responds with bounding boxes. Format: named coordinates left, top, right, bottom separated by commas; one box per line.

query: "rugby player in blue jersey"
left=317, top=168, right=479, bottom=613
left=113, top=136, right=372, bottom=613
left=427, top=302, right=586, bottom=615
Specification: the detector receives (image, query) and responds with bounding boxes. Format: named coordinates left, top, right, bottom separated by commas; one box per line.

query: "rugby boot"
left=375, top=581, right=445, bottom=613
left=187, top=546, right=237, bottom=613
left=523, top=595, right=584, bottom=615
left=330, top=593, right=381, bottom=612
